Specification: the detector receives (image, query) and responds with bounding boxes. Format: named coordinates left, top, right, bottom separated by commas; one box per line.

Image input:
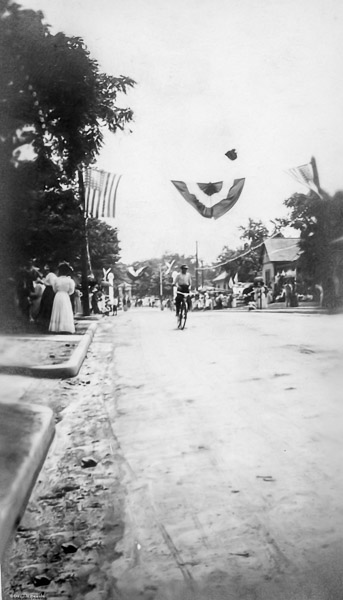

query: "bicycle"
left=176, top=291, right=189, bottom=330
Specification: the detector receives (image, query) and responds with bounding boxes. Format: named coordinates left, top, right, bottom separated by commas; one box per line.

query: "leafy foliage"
left=217, top=219, right=270, bottom=281
left=0, top=0, right=134, bottom=327
left=125, top=253, right=197, bottom=298
left=284, top=191, right=343, bottom=290
left=0, top=1, right=135, bottom=175
left=87, top=219, right=121, bottom=278
left=0, top=0, right=134, bottom=269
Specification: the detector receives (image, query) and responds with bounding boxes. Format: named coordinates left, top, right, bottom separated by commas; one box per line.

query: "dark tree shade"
left=0, top=0, right=135, bottom=330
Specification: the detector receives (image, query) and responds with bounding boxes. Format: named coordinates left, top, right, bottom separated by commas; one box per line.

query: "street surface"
left=5, top=307, right=343, bottom=600
left=107, top=308, right=343, bottom=599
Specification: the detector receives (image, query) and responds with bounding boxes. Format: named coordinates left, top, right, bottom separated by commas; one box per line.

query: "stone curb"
left=0, top=401, right=55, bottom=562
left=0, top=322, right=98, bottom=379
left=199, top=307, right=326, bottom=315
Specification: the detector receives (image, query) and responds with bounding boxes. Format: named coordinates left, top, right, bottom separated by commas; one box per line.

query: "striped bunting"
left=171, top=178, right=245, bottom=219
left=84, top=168, right=122, bottom=218
left=286, top=162, right=323, bottom=199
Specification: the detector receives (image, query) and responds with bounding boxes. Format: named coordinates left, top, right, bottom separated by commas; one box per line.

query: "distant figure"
left=16, top=265, right=35, bottom=323
left=315, top=283, right=324, bottom=307
left=73, top=285, right=83, bottom=315
left=254, top=281, right=268, bottom=309
left=30, top=274, right=45, bottom=321
left=112, top=296, right=118, bottom=315
left=36, top=265, right=57, bottom=330
left=284, top=282, right=292, bottom=308
left=49, top=262, right=75, bottom=334
left=289, top=280, right=298, bottom=307
left=91, top=286, right=102, bottom=314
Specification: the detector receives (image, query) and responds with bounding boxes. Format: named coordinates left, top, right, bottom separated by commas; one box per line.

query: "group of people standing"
left=15, top=261, right=78, bottom=334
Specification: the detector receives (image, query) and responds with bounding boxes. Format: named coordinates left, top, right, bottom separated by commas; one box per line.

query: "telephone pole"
left=159, top=264, right=164, bottom=310
left=78, top=169, right=90, bottom=316
left=195, top=241, right=199, bottom=291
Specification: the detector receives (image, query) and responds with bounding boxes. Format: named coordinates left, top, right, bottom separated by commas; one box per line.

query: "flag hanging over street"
left=286, top=162, right=323, bottom=199
left=171, top=178, right=245, bottom=219
left=84, top=168, right=122, bottom=218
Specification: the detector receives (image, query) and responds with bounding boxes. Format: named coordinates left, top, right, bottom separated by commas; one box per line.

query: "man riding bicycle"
left=174, top=264, right=192, bottom=317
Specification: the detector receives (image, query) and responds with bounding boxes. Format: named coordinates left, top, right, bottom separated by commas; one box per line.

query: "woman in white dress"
left=49, top=262, right=75, bottom=333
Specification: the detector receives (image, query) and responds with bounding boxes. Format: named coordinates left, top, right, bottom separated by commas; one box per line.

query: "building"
left=212, top=271, right=232, bottom=292
left=261, top=237, right=301, bottom=286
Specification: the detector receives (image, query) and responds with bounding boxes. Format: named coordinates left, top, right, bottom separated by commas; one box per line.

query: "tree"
left=284, top=191, right=343, bottom=300
left=123, top=253, right=197, bottom=299
left=0, top=1, right=135, bottom=175
left=87, top=219, right=121, bottom=279
left=21, top=187, right=83, bottom=268
left=0, top=0, right=135, bottom=328
left=217, top=219, right=270, bottom=282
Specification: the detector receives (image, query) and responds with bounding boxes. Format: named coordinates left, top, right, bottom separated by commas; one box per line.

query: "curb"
left=0, top=322, right=98, bottom=379
left=0, top=401, right=55, bottom=561
left=200, top=307, right=326, bottom=315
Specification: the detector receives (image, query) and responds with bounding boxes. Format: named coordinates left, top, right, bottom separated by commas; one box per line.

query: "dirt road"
left=106, top=308, right=343, bottom=599
left=6, top=308, right=343, bottom=599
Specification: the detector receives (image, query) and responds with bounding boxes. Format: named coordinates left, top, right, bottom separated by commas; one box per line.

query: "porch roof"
left=263, top=238, right=300, bottom=263
left=212, top=271, right=230, bottom=282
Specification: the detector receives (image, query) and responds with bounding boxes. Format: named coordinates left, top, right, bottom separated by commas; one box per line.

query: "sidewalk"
left=3, top=317, right=125, bottom=600
left=0, top=316, right=100, bottom=380
left=226, top=299, right=336, bottom=314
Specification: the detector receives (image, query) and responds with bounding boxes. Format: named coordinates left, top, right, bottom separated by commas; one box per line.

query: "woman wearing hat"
left=49, top=262, right=75, bottom=333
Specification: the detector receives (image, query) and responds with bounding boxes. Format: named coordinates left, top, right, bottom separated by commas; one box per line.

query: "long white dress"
left=49, top=276, right=75, bottom=333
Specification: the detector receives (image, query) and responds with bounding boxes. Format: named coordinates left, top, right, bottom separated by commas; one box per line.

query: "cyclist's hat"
left=181, top=264, right=188, bottom=269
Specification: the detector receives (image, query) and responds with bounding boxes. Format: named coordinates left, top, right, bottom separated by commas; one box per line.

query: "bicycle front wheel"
left=178, top=302, right=187, bottom=329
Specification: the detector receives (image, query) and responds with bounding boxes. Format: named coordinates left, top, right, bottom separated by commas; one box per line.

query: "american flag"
left=83, top=168, right=122, bottom=218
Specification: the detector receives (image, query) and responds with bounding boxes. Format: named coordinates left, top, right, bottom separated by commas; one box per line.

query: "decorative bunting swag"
left=171, top=179, right=245, bottom=219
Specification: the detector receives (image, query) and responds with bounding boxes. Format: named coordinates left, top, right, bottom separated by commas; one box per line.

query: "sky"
left=19, top=0, right=343, bottom=265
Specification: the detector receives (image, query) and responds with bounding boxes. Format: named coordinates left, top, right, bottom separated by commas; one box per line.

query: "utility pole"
left=201, top=260, right=204, bottom=288
left=195, top=241, right=199, bottom=291
left=78, top=169, right=90, bottom=316
left=310, top=156, right=320, bottom=190
left=159, top=265, right=164, bottom=310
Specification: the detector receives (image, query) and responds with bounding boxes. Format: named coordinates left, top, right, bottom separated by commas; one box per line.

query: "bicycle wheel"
left=178, top=302, right=187, bottom=329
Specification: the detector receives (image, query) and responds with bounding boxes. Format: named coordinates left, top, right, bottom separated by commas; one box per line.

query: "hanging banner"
left=171, top=178, right=245, bottom=219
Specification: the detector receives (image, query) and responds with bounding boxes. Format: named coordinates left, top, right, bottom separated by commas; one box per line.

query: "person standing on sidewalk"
left=36, top=264, right=57, bottom=331
left=49, top=262, right=75, bottom=334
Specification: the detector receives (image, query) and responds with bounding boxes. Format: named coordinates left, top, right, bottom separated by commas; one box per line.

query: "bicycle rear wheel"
left=178, top=302, right=187, bottom=329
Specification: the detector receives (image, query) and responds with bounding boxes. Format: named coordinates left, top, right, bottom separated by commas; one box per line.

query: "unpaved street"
left=106, top=308, right=343, bottom=599
left=6, top=308, right=343, bottom=600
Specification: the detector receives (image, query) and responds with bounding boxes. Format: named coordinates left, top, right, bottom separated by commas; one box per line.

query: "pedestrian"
left=290, top=280, right=299, bottom=307
left=112, top=296, right=118, bottom=315
left=15, top=265, right=35, bottom=323
left=314, top=283, right=324, bottom=307
left=49, top=262, right=75, bottom=334
left=36, top=264, right=57, bottom=331
left=254, top=280, right=268, bottom=309
left=91, top=285, right=102, bottom=314
left=30, top=273, right=45, bottom=321
left=284, top=282, right=292, bottom=307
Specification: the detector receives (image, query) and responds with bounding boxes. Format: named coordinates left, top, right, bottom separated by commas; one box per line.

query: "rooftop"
left=213, top=271, right=230, bottom=282
left=263, top=237, right=300, bottom=263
